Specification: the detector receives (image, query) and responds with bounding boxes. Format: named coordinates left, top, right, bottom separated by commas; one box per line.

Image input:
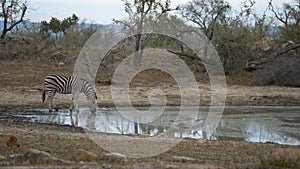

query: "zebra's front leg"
left=72, top=93, right=80, bottom=125
left=69, top=99, right=74, bottom=115
left=69, top=97, right=75, bottom=126
left=69, top=101, right=75, bottom=126
left=47, top=96, right=53, bottom=113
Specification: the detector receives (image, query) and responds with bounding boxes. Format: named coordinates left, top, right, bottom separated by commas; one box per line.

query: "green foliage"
left=60, top=14, right=79, bottom=33
left=0, top=13, right=98, bottom=59
left=60, top=21, right=99, bottom=49
left=280, top=24, right=300, bottom=43
left=51, top=16, right=100, bottom=51
left=40, top=20, right=50, bottom=38
left=40, top=14, right=79, bottom=39
left=180, top=0, right=261, bottom=75
left=49, top=17, right=61, bottom=34
left=213, top=25, right=259, bottom=75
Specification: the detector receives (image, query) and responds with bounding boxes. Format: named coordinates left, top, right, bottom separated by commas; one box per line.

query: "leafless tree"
left=180, top=0, right=230, bottom=41
left=268, top=0, right=300, bottom=27
left=0, top=0, right=28, bottom=40
left=114, top=0, right=172, bottom=66
left=268, top=0, right=300, bottom=42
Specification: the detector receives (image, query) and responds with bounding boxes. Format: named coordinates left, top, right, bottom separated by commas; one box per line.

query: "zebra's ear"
left=95, top=93, right=98, bottom=99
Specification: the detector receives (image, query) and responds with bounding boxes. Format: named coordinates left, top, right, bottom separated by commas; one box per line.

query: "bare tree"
left=0, top=0, right=28, bottom=40
left=180, top=0, right=231, bottom=73
left=268, top=0, right=300, bottom=27
left=268, top=0, right=300, bottom=42
left=114, top=0, right=172, bottom=66
left=180, top=0, right=230, bottom=41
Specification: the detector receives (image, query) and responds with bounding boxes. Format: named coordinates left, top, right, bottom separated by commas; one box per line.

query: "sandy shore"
left=1, top=84, right=300, bottom=108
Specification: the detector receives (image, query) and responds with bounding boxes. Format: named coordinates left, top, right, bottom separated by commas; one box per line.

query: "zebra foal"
left=42, top=74, right=97, bottom=114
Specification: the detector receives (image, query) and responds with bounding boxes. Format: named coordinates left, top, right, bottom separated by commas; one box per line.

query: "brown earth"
left=1, top=60, right=300, bottom=108
left=0, top=60, right=299, bottom=168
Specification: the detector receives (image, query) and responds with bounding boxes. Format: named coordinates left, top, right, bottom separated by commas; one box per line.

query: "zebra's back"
left=44, top=74, right=75, bottom=94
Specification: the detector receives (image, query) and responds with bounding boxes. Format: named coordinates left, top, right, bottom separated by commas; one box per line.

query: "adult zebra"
left=42, top=74, right=97, bottom=114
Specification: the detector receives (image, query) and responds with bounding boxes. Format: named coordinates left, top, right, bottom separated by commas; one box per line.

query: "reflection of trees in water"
left=115, top=115, right=130, bottom=135
left=244, top=120, right=300, bottom=145
left=46, top=111, right=67, bottom=125
left=39, top=109, right=300, bottom=145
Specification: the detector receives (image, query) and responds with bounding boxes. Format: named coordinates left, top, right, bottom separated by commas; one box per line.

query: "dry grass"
left=0, top=121, right=299, bottom=168
left=226, top=72, right=255, bottom=85
left=0, top=60, right=72, bottom=88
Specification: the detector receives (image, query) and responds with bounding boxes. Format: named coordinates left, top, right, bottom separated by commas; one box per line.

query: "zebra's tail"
left=42, top=83, right=46, bottom=102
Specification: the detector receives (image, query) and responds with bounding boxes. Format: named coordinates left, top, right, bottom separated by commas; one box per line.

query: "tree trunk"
left=0, top=1, right=27, bottom=41
left=0, top=31, right=6, bottom=40
left=133, top=33, right=142, bottom=66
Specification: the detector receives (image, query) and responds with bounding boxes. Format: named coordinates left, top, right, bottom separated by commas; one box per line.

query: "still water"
left=17, top=106, right=300, bottom=146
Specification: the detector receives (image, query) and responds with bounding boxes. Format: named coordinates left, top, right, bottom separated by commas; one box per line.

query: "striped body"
left=42, top=74, right=97, bottom=113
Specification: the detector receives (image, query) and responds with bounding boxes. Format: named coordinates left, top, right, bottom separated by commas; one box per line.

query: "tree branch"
left=6, top=4, right=27, bottom=32
left=0, top=0, right=28, bottom=39
left=268, top=0, right=288, bottom=26
left=244, top=42, right=300, bottom=71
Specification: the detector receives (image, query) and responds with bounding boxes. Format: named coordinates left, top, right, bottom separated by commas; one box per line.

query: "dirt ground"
left=0, top=60, right=300, bottom=168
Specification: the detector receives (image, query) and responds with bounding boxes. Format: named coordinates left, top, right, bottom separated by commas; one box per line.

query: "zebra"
left=42, top=74, right=97, bottom=114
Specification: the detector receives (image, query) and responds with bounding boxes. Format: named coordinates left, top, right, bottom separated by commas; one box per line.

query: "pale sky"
left=25, top=0, right=294, bottom=24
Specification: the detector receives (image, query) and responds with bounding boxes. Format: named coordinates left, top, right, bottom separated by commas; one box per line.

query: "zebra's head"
left=80, top=78, right=98, bottom=113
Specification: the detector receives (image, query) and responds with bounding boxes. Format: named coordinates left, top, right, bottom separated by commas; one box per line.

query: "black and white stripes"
left=42, top=74, right=97, bottom=113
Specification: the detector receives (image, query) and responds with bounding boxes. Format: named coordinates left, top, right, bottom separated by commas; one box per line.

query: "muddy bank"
left=0, top=118, right=299, bottom=169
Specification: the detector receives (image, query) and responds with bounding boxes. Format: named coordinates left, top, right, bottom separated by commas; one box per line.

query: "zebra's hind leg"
left=46, top=96, right=52, bottom=113
left=51, top=92, right=59, bottom=112
left=52, top=91, right=58, bottom=111
left=47, top=91, right=56, bottom=112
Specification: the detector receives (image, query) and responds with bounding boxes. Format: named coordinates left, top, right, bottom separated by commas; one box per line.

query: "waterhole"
left=14, top=106, right=300, bottom=146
